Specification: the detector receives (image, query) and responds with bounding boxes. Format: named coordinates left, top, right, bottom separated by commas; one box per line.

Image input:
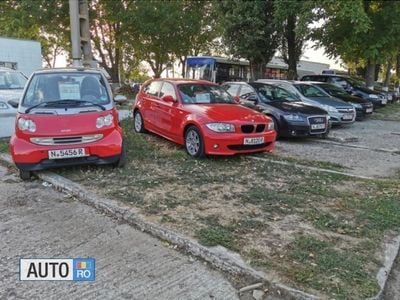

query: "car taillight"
left=18, top=118, right=36, bottom=132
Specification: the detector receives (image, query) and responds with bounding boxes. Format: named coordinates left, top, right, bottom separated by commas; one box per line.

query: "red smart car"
left=133, top=79, right=276, bottom=157
left=10, top=68, right=126, bottom=180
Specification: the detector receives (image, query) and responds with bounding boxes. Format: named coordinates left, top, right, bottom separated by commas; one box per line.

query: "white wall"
left=0, top=37, right=42, bottom=77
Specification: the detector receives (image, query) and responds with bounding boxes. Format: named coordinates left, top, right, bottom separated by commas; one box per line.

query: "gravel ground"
left=275, top=119, right=400, bottom=178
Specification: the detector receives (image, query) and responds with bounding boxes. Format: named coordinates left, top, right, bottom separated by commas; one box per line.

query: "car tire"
left=116, top=140, right=127, bottom=168
left=19, top=169, right=31, bottom=181
left=133, top=110, right=146, bottom=133
left=184, top=126, right=205, bottom=158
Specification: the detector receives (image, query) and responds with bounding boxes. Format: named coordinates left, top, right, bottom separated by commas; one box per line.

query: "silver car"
left=0, top=68, right=27, bottom=138
left=257, top=79, right=356, bottom=125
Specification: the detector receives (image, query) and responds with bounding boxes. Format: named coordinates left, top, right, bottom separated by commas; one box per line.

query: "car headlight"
left=321, top=104, right=338, bottom=112
left=206, top=123, right=235, bottom=132
left=351, top=102, right=362, bottom=109
left=267, top=122, right=274, bottom=131
left=283, top=114, right=305, bottom=122
left=96, top=114, right=114, bottom=128
left=18, top=118, right=36, bottom=132
left=0, top=101, right=8, bottom=109
left=368, top=94, right=379, bottom=99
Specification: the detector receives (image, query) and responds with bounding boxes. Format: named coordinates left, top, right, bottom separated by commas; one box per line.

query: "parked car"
left=300, top=74, right=387, bottom=107
left=10, top=68, right=127, bottom=180
left=309, top=82, right=373, bottom=120
left=222, top=81, right=330, bottom=138
left=374, top=82, right=395, bottom=104
left=133, top=79, right=276, bottom=157
left=257, top=80, right=356, bottom=126
left=0, top=67, right=27, bottom=138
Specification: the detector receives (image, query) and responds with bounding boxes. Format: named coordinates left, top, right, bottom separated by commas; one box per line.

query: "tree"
left=215, top=0, right=278, bottom=80
left=314, top=0, right=400, bottom=87
left=274, top=0, right=316, bottom=79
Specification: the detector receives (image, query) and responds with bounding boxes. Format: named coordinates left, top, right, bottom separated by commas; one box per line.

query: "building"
left=265, top=57, right=330, bottom=79
left=0, top=37, right=42, bottom=77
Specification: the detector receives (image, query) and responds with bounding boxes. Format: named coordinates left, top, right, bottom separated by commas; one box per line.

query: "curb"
left=249, top=156, right=377, bottom=180
left=0, top=153, right=318, bottom=300
left=2, top=152, right=399, bottom=300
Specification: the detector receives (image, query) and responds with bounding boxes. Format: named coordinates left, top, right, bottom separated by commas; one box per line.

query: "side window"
left=239, top=85, right=254, bottom=98
left=329, top=77, right=348, bottom=88
left=159, top=82, right=176, bottom=99
left=224, top=84, right=240, bottom=96
left=143, top=81, right=162, bottom=97
left=302, top=76, right=311, bottom=81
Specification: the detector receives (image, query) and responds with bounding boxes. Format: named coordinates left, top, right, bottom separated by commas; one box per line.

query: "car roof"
left=257, top=79, right=294, bottom=84
left=0, top=67, right=20, bottom=72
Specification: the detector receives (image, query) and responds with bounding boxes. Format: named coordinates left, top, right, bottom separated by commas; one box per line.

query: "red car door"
left=140, top=81, right=163, bottom=131
left=153, top=82, right=181, bottom=140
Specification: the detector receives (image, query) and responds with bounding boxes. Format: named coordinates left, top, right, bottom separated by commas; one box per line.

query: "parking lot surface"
left=275, top=119, right=400, bottom=178
left=0, top=165, right=238, bottom=300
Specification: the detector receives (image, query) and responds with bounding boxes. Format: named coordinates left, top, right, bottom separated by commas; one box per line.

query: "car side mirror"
left=233, top=96, right=241, bottom=103
left=114, top=94, right=127, bottom=103
left=246, top=95, right=258, bottom=104
left=161, top=95, right=176, bottom=103
left=8, top=100, right=19, bottom=108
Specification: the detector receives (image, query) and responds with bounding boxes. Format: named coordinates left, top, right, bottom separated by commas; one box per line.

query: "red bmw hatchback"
left=10, top=68, right=126, bottom=180
left=133, top=79, right=276, bottom=157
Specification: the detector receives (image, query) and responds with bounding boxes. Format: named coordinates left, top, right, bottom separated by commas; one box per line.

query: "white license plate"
left=388, top=95, right=393, bottom=101
left=244, top=137, right=264, bottom=145
left=342, top=113, right=354, bottom=120
left=48, top=148, right=86, bottom=159
left=366, top=108, right=373, bottom=113
left=311, top=124, right=326, bottom=130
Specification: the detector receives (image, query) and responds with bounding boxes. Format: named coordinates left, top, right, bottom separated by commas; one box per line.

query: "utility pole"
left=69, top=0, right=93, bottom=67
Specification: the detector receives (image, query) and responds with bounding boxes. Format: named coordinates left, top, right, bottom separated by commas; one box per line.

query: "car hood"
left=306, top=96, right=352, bottom=108
left=264, top=101, right=327, bottom=115
left=0, top=89, right=24, bottom=102
left=332, top=94, right=370, bottom=104
left=183, top=103, right=268, bottom=123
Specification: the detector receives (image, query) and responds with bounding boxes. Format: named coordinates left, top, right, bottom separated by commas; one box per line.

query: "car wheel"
left=133, top=110, right=146, bottom=133
left=19, top=169, right=31, bottom=181
left=185, top=126, right=205, bottom=158
left=116, top=140, right=127, bottom=168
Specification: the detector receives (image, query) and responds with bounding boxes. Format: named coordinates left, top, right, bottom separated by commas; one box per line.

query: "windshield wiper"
left=25, top=99, right=106, bottom=113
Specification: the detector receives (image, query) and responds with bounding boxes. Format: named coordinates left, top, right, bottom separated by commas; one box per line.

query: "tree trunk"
left=365, top=60, right=375, bottom=89
left=384, top=62, right=392, bottom=88
left=180, top=56, right=187, bottom=78
left=286, top=15, right=297, bottom=80
left=396, top=54, right=400, bottom=77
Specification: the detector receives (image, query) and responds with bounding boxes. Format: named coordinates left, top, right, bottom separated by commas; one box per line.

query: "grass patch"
left=371, top=102, right=400, bottom=121
left=0, top=140, right=8, bottom=153
left=286, top=236, right=379, bottom=299
left=57, top=117, right=400, bottom=299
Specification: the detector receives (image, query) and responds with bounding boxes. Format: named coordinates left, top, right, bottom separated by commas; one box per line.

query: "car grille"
left=228, top=142, right=272, bottom=151
left=337, top=107, right=354, bottom=113
left=30, top=134, right=103, bottom=146
left=240, top=124, right=266, bottom=133
left=308, top=116, right=326, bottom=124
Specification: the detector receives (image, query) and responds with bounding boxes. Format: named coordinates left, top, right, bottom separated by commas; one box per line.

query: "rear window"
left=295, top=84, right=329, bottom=98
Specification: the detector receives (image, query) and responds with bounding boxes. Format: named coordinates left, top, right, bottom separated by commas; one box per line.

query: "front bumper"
left=280, top=116, right=329, bottom=137
left=203, top=129, right=276, bottom=155
left=328, top=110, right=356, bottom=125
left=10, top=129, right=123, bottom=171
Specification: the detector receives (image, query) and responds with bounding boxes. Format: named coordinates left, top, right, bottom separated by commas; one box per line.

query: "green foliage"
left=215, top=0, right=278, bottom=79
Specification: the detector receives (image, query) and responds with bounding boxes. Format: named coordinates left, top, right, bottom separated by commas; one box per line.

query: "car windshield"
left=295, top=84, right=330, bottom=98
left=317, top=83, right=348, bottom=96
left=0, top=71, right=27, bottom=89
left=178, top=84, right=235, bottom=104
left=22, top=72, right=110, bottom=108
left=250, top=83, right=299, bottom=102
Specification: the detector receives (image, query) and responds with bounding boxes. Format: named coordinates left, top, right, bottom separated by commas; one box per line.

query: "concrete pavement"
left=0, top=165, right=238, bottom=300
